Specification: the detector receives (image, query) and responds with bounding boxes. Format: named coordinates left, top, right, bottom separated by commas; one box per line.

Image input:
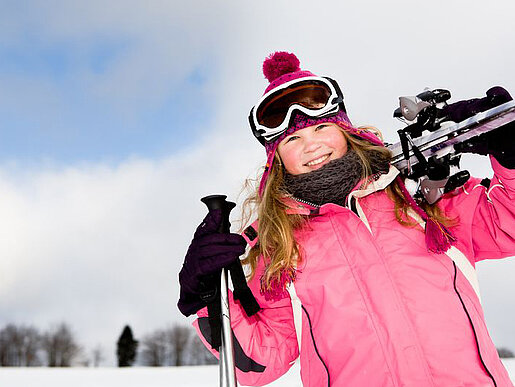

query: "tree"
left=20, top=326, right=41, bottom=366
left=140, top=329, right=168, bottom=366
left=0, top=324, right=42, bottom=366
left=41, top=322, right=81, bottom=367
left=497, top=347, right=514, bottom=358
left=92, top=345, right=105, bottom=367
left=0, top=324, right=22, bottom=366
left=139, top=324, right=216, bottom=366
left=117, top=325, right=138, bottom=367
left=187, top=334, right=217, bottom=366
left=167, top=324, right=191, bottom=366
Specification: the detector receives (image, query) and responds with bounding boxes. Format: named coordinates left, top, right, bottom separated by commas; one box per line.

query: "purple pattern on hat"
left=265, top=111, right=343, bottom=153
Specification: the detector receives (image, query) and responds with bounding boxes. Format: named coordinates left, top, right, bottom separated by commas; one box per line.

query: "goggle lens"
left=256, top=80, right=332, bottom=128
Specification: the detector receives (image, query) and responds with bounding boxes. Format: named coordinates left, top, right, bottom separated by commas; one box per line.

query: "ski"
left=388, top=100, right=515, bottom=174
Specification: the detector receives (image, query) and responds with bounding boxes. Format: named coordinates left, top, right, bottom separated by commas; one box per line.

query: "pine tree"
left=117, top=325, right=138, bottom=367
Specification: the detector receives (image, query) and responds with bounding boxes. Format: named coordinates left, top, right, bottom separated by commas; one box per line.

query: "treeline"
left=133, top=324, right=216, bottom=366
left=0, top=322, right=80, bottom=367
left=4, top=321, right=512, bottom=368
left=117, top=324, right=216, bottom=367
left=0, top=322, right=216, bottom=367
left=498, top=347, right=515, bottom=358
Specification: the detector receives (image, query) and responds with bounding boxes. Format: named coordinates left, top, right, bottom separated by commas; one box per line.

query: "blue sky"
left=0, top=35, right=215, bottom=163
left=0, top=1, right=221, bottom=165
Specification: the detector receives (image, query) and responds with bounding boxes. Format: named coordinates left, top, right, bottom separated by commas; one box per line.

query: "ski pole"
left=201, top=194, right=237, bottom=387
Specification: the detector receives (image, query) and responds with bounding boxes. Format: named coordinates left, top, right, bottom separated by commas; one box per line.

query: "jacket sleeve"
left=192, top=251, right=299, bottom=386
left=440, top=155, right=515, bottom=262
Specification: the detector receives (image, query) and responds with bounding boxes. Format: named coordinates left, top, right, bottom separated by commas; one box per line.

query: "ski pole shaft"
left=200, top=195, right=237, bottom=387
left=220, top=269, right=234, bottom=387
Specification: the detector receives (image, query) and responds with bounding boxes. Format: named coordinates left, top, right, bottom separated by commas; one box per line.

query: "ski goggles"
left=249, top=76, right=346, bottom=145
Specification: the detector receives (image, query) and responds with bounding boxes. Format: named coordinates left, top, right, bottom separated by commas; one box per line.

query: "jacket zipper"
left=292, top=196, right=320, bottom=208
left=452, top=262, right=497, bottom=386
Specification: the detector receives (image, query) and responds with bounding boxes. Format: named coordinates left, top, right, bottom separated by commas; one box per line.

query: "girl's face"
left=277, top=122, right=348, bottom=175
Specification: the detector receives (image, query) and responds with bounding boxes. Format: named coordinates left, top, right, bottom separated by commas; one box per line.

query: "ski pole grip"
left=200, top=195, right=237, bottom=352
left=201, top=195, right=236, bottom=233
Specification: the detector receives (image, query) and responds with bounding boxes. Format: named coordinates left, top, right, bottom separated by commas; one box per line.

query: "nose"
left=303, top=133, right=321, bottom=153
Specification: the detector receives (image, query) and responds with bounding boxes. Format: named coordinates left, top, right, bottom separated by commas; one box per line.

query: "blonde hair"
left=241, top=127, right=452, bottom=290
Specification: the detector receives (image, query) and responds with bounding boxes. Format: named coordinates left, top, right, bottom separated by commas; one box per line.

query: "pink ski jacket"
left=194, top=156, right=514, bottom=387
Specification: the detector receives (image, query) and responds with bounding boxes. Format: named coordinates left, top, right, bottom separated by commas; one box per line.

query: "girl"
left=178, top=52, right=515, bottom=386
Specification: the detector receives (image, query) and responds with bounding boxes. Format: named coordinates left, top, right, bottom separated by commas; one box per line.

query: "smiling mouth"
left=305, top=154, right=331, bottom=167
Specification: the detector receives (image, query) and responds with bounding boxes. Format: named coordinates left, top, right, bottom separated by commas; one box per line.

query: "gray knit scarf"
left=282, top=149, right=390, bottom=206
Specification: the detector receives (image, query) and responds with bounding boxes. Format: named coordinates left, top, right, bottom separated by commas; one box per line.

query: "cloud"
left=0, top=128, right=263, bottom=364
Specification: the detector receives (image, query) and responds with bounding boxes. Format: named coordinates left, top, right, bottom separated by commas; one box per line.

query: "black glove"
left=455, top=123, right=515, bottom=169
left=448, top=86, right=515, bottom=169
left=442, top=86, right=512, bottom=122
left=177, top=209, right=246, bottom=317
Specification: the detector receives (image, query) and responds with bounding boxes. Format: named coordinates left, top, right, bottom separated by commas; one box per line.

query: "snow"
left=0, top=360, right=514, bottom=386
left=0, top=363, right=298, bottom=387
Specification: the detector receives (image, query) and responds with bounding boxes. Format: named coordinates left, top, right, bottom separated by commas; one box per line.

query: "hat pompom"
left=263, top=51, right=301, bottom=82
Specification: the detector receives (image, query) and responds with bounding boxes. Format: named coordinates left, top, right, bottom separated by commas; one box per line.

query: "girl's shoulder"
left=437, top=176, right=488, bottom=216
left=441, top=176, right=487, bottom=202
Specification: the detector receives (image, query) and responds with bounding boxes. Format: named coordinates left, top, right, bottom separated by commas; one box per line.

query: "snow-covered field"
left=0, top=363, right=297, bottom=387
left=0, top=360, right=514, bottom=387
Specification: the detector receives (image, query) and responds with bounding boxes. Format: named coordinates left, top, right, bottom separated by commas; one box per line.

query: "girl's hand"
left=449, top=86, right=514, bottom=169
left=177, top=209, right=247, bottom=316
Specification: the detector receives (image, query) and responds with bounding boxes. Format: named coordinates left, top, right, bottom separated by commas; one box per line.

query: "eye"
left=315, top=124, right=329, bottom=131
left=285, top=135, right=299, bottom=143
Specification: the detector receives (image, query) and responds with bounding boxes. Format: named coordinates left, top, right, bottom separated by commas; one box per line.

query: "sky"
left=0, top=0, right=515, bottom=367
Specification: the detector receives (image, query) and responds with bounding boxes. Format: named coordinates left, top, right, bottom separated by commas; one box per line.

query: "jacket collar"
left=346, top=165, right=399, bottom=207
